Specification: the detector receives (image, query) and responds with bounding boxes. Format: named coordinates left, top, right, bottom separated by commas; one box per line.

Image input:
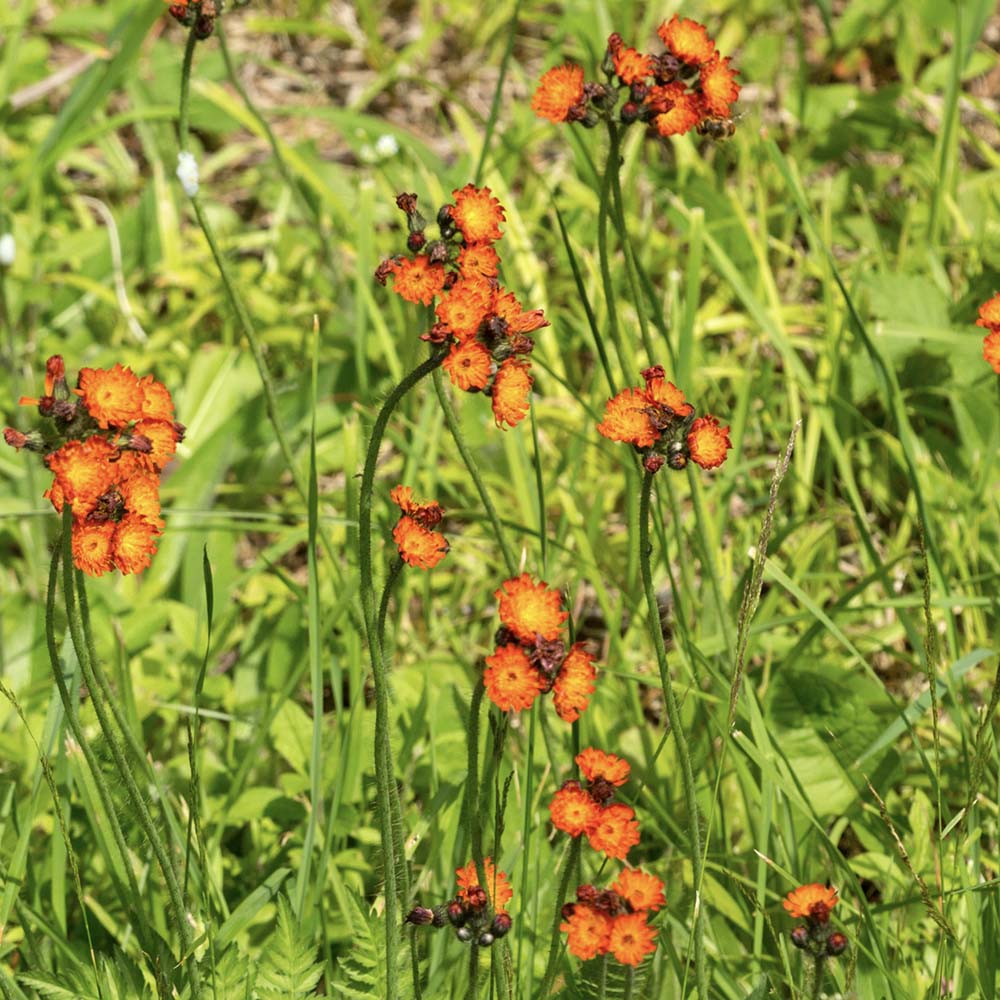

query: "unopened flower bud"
left=666, top=442, right=688, bottom=471
left=466, top=886, right=488, bottom=911
left=194, top=14, right=216, bottom=39
left=478, top=932, right=495, bottom=947
left=560, top=903, right=576, bottom=920
left=405, top=906, right=435, bottom=926
left=447, top=900, right=468, bottom=927
left=576, top=884, right=599, bottom=905
left=437, top=205, right=456, bottom=239
left=407, top=232, right=426, bottom=252
left=456, top=926, right=473, bottom=942
left=621, top=102, right=640, bottom=125
left=173, top=421, right=187, bottom=444
left=644, top=453, right=666, bottom=474
left=491, top=913, right=512, bottom=939
left=827, top=932, right=847, bottom=956
left=4, top=428, right=46, bottom=453
left=790, top=926, right=809, bottom=949
left=426, top=240, right=449, bottom=265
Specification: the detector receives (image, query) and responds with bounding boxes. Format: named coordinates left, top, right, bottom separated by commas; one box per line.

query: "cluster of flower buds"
left=532, top=16, right=740, bottom=140
left=484, top=574, right=598, bottom=722
left=5, top=356, right=183, bottom=576
left=406, top=859, right=513, bottom=948
left=976, top=292, right=1000, bottom=374
left=376, top=187, right=546, bottom=430
left=549, top=749, right=640, bottom=860
left=163, top=0, right=250, bottom=39
left=784, top=883, right=847, bottom=959
left=560, top=868, right=664, bottom=966
left=597, top=365, right=731, bottom=474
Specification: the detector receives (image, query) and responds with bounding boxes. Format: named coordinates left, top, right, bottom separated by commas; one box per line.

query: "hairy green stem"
left=469, top=942, right=480, bottom=999
left=807, top=952, right=826, bottom=1000
left=432, top=368, right=518, bottom=577
left=596, top=953, right=608, bottom=1000
left=598, top=123, right=629, bottom=378
left=535, top=837, right=581, bottom=1000
left=638, top=470, right=707, bottom=1000
left=463, top=680, right=487, bottom=882
left=622, top=965, right=635, bottom=1000
left=60, top=511, right=201, bottom=997
left=359, top=350, right=447, bottom=997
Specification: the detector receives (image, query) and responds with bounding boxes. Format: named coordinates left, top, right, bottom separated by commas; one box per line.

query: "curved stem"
left=177, top=24, right=198, bottom=151
left=432, top=367, right=517, bottom=577
left=535, top=837, right=581, bottom=1000
left=377, top=557, right=404, bottom=653
left=638, top=470, right=707, bottom=1000
left=60, top=511, right=201, bottom=998
left=359, top=350, right=447, bottom=998
left=597, top=123, right=629, bottom=378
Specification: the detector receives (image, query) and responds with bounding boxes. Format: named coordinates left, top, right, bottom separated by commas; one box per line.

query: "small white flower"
left=176, top=151, right=200, bottom=197
left=0, top=233, right=15, bottom=267
left=374, top=134, right=399, bottom=159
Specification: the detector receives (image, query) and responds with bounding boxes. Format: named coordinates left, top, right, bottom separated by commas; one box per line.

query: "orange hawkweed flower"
left=612, top=869, right=666, bottom=913
left=531, top=64, right=585, bottom=124
left=138, top=374, right=175, bottom=422
left=608, top=911, right=657, bottom=966
left=118, top=471, right=163, bottom=528
left=457, top=243, right=500, bottom=280
left=687, top=415, right=731, bottom=469
left=389, top=255, right=447, bottom=306
left=495, top=573, right=568, bottom=643
left=612, top=46, right=654, bottom=85
left=597, top=388, right=659, bottom=448
left=389, top=484, right=444, bottom=527
left=645, top=371, right=694, bottom=416
left=131, top=419, right=180, bottom=470
left=491, top=359, right=533, bottom=429
left=648, top=83, right=705, bottom=137
left=456, top=857, right=514, bottom=914
left=392, top=517, right=448, bottom=569
left=657, top=15, right=716, bottom=66
left=112, top=514, right=161, bottom=575
left=783, top=883, right=838, bottom=924
left=587, top=803, right=640, bottom=860
left=71, top=521, right=116, bottom=577
left=436, top=277, right=493, bottom=341
left=561, top=904, right=613, bottom=961
left=493, top=289, right=549, bottom=334
left=76, top=364, right=143, bottom=429
left=984, top=330, right=1000, bottom=373
left=484, top=644, right=546, bottom=712
left=552, top=644, right=597, bottom=723
left=443, top=340, right=493, bottom=391
left=451, top=185, right=505, bottom=245
left=46, top=437, right=118, bottom=514
left=550, top=784, right=602, bottom=837
left=976, top=292, right=1000, bottom=331
left=576, top=748, right=630, bottom=787
left=699, top=54, right=741, bottom=117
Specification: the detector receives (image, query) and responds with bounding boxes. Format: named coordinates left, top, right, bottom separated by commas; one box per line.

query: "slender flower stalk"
left=638, top=469, right=708, bottom=1000
left=536, top=837, right=582, bottom=999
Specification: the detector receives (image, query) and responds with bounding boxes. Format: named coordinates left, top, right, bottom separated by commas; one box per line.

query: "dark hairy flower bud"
left=426, top=240, right=449, bottom=265
left=466, top=886, right=488, bottom=911
left=447, top=900, right=468, bottom=927
left=407, top=232, right=427, bottom=252
left=478, top=932, right=495, bottom=946
left=456, top=926, right=473, bottom=942
left=827, top=932, right=847, bottom=956
left=587, top=776, right=616, bottom=805
left=576, top=884, right=599, bottom=905
left=621, top=102, right=640, bottom=125
left=405, top=906, right=435, bottom=926
left=4, top=428, right=46, bottom=453
left=666, top=442, right=688, bottom=471
left=431, top=905, right=449, bottom=927
left=437, top=205, right=456, bottom=239
left=491, top=913, right=512, bottom=939
left=790, top=926, right=809, bottom=949
left=560, top=902, right=576, bottom=920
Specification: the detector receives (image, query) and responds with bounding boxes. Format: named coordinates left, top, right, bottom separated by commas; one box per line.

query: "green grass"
left=1, top=0, right=1000, bottom=997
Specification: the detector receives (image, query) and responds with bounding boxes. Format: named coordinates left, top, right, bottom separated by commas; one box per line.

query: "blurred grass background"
left=1, top=0, right=999, bottom=996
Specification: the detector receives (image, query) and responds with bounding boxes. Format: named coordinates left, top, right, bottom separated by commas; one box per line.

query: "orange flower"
left=389, top=484, right=444, bottom=528
left=118, top=471, right=163, bottom=528
left=19, top=355, right=65, bottom=407
left=76, top=364, right=143, bottom=429
left=138, top=374, right=175, bottom=422
left=443, top=340, right=493, bottom=391
left=456, top=857, right=514, bottom=914
left=132, top=419, right=180, bottom=470
left=645, top=371, right=694, bottom=416
left=657, top=15, right=716, bottom=66
left=587, top=803, right=640, bottom=860
left=699, top=54, right=741, bottom=117
left=783, top=883, right=838, bottom=923
left=613, top=47, right=654, bottom=85
left=491, top=359, right=533, bottom=429
left=576, top=748, right=630, bottom=787
left=457, top=244, right=500, bottom=280
left=436, top=277, right=493, bottom=341
left=46, top=437, right=118, bottom=514
left=552, top=644, right=597, bottom=723
left=493, top=289, right=549, bottom=334
left=495, top=573, right=568, bottom=643
left=549, top=784, right=601, bottom=837
left=687, top=415, right=731, bottom=469
left=648, top=84, right=705, bottom=137
left=560, top=904, right=613, bottom=961
left=984, top=330, right=1000, bottom=373
left=484, top=644, right=546, bottom=712
left=451, top=185, right=505, bottom=245
left=112, top=514, right=161, bottom=575
left=976, top=292, right=1000, bottom=331
left=612, top=869, right=665, bottom=913
left=388, top=255, right=446, bottom=306
left=597, top=388, right=659, bottom=448
left=392, top=516, right=449, bottom=569
left=608, top=911, right=657, bottom=966
left=71, top=521, right=115, bottom=576
left=531, top=64, right=585, bottom=124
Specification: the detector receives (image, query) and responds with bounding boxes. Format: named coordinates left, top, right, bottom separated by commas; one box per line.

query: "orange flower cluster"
left=376, top=188, right=547, bottom=430
left=549, top=748, right=640, bottom=860
left=560, top=870, right=664, bottom=966
left=597, top=365, right=731, bottom=474
left=783, top=883, right=838, bottom=925
left=406, top=857, right=514, bottom=949
left=6, top=356, right=183, bottom=576
left=483, top=574, right=597, bottom=721
left=976, top=292, right=1000, bottom=373
left=389, top=485, right=448, bottom=569
left=532, top=16, right=740, bottom=139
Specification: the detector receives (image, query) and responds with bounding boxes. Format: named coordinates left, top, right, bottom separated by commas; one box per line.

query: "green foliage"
left=255, top=897, right=323, bottom=1000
